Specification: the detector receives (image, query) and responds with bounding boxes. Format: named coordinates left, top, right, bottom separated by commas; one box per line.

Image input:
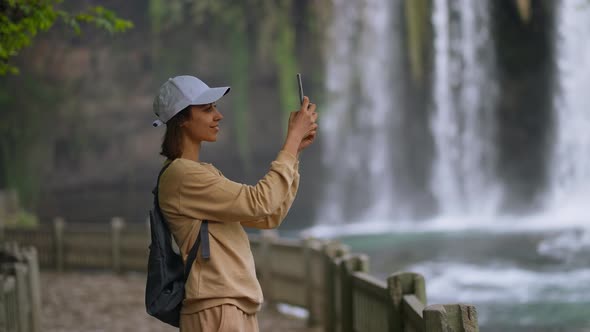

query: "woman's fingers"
left=301, top=96, right=318, bottom=114
left=300, top=96, right=310, bottom=112
left=304, top=129, right=318, bottom=141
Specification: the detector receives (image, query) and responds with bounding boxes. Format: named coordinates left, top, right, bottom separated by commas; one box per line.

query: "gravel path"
left=41, top=271, right=318, bottom=332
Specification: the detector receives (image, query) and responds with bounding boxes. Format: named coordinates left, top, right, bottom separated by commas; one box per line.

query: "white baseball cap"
left=152, top=75, right=230, bottom=127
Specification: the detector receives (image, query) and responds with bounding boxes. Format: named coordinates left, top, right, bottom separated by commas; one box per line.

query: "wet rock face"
left=4, top=1, right=325, bottom=225
left=491, top=0, right=557, bottom=213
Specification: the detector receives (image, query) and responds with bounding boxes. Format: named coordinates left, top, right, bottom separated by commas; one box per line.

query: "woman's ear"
left=179, top=116, right=190, bottom=128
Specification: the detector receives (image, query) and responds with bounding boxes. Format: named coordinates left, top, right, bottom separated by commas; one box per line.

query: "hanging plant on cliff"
left=0, top=0, right=133, bottom=75
left=190, top=0, right=300, bottom=137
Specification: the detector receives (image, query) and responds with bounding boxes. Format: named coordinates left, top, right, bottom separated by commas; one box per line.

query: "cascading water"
left=313, top=2, right=590, bottom=330
left=319, top=0, right=403, bottom=224
left=546, top=0, right=590, bottom=219
left=429, top=0, right=502, bottom=217
left=320, top=0, right=502, bottom=224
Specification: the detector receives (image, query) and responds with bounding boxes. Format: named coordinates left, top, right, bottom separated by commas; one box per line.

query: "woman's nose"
left=215, top=110, right=223, bottom=121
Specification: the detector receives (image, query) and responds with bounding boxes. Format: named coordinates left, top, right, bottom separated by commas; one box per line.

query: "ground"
left=40, top=271, right=319, bottom=332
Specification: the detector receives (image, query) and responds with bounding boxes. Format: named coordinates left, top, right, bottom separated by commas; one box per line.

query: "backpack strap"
left=153, top=161, right=211, bottom=280
left=183, top=221, right=207, bottom=279
left=200, top=221, right=210, bottom=259
left=152, top=161, right=174, bottom=207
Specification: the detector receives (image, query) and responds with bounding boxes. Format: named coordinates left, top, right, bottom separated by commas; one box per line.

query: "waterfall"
left=319, top=0, right=403, bottom=224
left=546, top=0, right=590, bottom=216
left=429, top=0, right=502, bottom=217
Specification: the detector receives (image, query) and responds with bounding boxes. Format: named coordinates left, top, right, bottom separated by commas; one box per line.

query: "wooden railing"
left=0, top=243, right=42, bottom=332
left=252, top=231, right=479, bottom=332
left=4, top=218, right=479, bottom=331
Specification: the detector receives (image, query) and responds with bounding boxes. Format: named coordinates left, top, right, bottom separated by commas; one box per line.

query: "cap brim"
left=191, top=86, right=231, bottom=105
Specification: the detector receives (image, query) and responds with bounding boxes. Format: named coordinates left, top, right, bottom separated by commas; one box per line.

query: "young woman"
left=152, top=75, right=318, bottom=331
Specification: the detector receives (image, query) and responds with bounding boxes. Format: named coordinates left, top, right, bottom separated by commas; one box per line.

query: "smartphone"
left=297, top=73, right=304, bottom=106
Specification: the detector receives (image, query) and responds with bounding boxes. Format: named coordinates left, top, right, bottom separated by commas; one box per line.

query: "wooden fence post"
left=340, top=254, right=369, bottom=332
left=260, top=229, right=278, bottom=311
left=6, top=242, right=21, bottom=261
left=423, top=304, right=478, bottom=332
left=0, top=275, right=17, bottom=332
left=323, top=242, right=337, bottom=332
left=53, top=217, right=65, bottom=271
left=323, top=241, right=350, bottom=332
left=14, top=263, right=29, bottom=332
left=23, top=247, right=41, bottom=332
left=0, top=276, right=5, bottom=332
left=302, top=236, right=319, bottom=327
left=0, top=276, right=6, bottom=332
left=387, top=272, right=427, bottom=332
left=111, top=217, right=125, bottom=273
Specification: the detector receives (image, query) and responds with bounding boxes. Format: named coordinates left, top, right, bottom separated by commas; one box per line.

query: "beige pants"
left=180, top=304, right=259, bottom=332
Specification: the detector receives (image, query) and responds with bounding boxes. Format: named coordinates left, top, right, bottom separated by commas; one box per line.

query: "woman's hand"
left=282, top=96, right=318, bottom=156
left=297, top=132, right=317, bottom=154
left=298, top=112, right=318, bottom=153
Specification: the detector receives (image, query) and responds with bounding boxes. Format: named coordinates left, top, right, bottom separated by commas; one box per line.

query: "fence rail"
left=3, top=218, right=479, bottom=331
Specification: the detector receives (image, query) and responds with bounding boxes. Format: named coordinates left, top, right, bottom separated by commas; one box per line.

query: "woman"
left=152, top=75, right=318, bottom=331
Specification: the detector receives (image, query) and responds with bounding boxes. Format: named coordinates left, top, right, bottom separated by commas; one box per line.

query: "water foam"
left=408, top=261, right=590, bottom=304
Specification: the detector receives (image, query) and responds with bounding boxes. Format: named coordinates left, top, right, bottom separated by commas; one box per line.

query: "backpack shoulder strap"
left=183, top=221, right=208, bottom=279
left=152, top=161, right=174, bottom=201
left=153, top=160, right=211, bottom=279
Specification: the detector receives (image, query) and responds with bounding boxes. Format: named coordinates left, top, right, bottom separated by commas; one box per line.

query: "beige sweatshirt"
left=158, top=150, right=300, bottom=314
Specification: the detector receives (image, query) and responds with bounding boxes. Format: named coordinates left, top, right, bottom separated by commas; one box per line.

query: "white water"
left=429, top=0, right=502, bottom=217
left=304, top=215, right=590, bottom=239
left=408, top=261, right=590, bottom=325
left=546, top=0, right=590, bottom=219
left=310, top=1, right=590, bottom=330
left=409, top=262, right=590, bottom=304
left=320, top=0, right=504, bottom=223
left=318, top=0, right=590, bottom=232
left=319, top=0, right=402, bottom=224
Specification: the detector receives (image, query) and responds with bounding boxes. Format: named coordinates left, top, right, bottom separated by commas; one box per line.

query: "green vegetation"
left=274, top=4, right=299, bottom=135
left=0, top=1, right=132, bottom=209
left=148, top=0, right=314, bottom=165
left=4, top=210, right=39, bottom=228
left=2, top=0, right=324, bottom=209
left=0, top=0, right=133, bottom=75
left=230, top=27, right=252, bottom=174
left=0, top=74, right=62, bottom=208
left=404, top=0, right=431, bottom=84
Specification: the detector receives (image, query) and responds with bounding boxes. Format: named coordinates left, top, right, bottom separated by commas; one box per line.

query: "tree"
left=0, top=0, right=132, bottom=217
left=0, top=0, right=133, bottom=75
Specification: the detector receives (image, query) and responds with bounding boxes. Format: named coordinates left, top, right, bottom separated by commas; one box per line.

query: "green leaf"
left=0, top=1, right=133, bottom=76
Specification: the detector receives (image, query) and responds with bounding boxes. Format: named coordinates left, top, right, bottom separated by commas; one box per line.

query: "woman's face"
left=182, top=103, right=223, bottom=143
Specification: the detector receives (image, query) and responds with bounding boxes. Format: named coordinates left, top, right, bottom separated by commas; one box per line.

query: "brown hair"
left=160, top=106, right=192, bottom=159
